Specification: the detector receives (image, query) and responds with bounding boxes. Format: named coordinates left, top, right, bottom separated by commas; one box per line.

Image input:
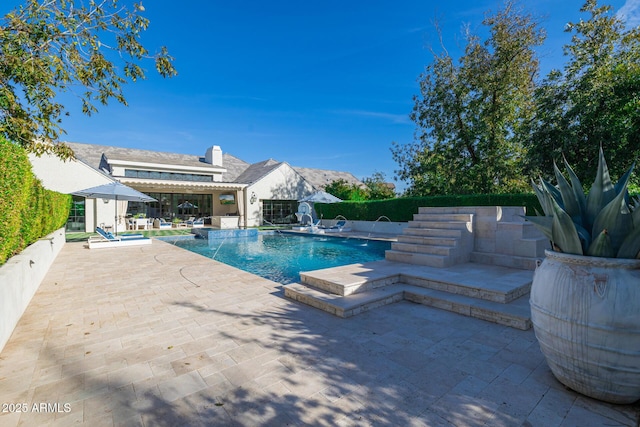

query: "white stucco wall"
left=245, top=164, right=314, bottom=227
left=29, top=153, right=113, bottom=194
left=30, top=153, right=117, bottom=232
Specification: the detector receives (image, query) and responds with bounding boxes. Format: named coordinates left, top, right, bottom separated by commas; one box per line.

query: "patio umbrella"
left=299, top=191, right=342, bottom=204
left=72, top=181, right=156, bottom=235
left=298, top=191, right=342, bottom=224
left=177, top=201, right=198, bottom=209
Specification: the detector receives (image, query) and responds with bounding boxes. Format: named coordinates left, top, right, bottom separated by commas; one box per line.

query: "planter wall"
left=0, top=228, right=66, bottom=352
left=530, top=250, right=640, bottom=404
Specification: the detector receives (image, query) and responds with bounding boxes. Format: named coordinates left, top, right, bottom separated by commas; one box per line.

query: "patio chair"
left=88, top=227, right=152, bottom=249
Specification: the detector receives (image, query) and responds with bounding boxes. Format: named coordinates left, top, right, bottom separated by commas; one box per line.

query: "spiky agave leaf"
left=574, top=221, right=592, bottom=252
left=591, top=163, right=634, bottom=254
left=531, top=178, right=553, bottom=216
left=563, top=155, right=587, bottom=226
left=617, top=225, right=640, bottom=259
left=633, top=197, right=640, bottom=227
left=586, top=146, right=616, bottom=229
left=550, top=193, right=583, bottom=255
left=614, top=162, right=635, bottom=198
left=524, top=215, right=553, bottom=241
left=554, top=161, right=582, bottom=225
left=587, top=229, right=614, bottom=258
left=542, top=178, right=564, bottom=210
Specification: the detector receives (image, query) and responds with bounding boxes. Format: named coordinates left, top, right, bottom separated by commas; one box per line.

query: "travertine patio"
left=1, top=239, right=638, bottom=426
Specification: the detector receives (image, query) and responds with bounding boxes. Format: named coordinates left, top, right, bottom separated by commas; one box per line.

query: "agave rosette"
left=526, top=147, right=640, bottom=259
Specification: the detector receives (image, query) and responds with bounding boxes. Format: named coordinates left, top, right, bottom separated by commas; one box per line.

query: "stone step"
left=493, top=236, right=548, bottom=259
left=391, top=242, right=457, bottom=256
left=407, top=220, right=471, bottom=230
left=497, top=221, right=547, bottom=240
left=283, top=282, right=404, bottom=318
left=402, top=227, right=463, bottom=238
left=470, top=252, right=542, bottom=271
left=418, top=207, right=476, bottom=215
left=396, top=235, right=459, bottom=247
left=283, top=282, right=532, bottom=330
left=400, top=271, right=531, bottom=303
left=402, top=286, right=531, bottom=330
left=385, top=250, right=452, bottom=268
left=302, top=259, right=532, bottom=303
left=412, top=213, right=473, bottom=223
left=299, top=261, right=401, bottom=296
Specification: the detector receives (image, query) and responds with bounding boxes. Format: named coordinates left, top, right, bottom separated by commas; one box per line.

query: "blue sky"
left=8, top=1, right=640, bottom=191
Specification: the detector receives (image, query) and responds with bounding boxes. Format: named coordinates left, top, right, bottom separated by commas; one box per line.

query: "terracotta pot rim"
left=544, top=249, right=640, bottom=269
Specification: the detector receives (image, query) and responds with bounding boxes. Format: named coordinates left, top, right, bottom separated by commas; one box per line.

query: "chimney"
left=205, top=145, right=223, bottom=166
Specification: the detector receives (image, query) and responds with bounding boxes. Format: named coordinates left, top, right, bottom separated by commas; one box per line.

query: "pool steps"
left=285, top=206, right=546, bottom=330
left=385, top=207, right=547, bottom=270
left=385, top=212, right=474, bottom=268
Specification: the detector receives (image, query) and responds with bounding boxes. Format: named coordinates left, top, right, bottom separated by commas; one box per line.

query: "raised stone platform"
left=284, top=260, right=534, bottom=330
left=285, top=206, right=549, bottom=329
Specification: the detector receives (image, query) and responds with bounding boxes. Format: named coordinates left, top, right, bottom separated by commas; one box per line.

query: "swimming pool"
left=170, top=233, right=391, bottom=284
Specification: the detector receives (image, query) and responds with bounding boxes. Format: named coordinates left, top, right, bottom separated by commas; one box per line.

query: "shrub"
left=0, top=137, right=71, bottom=265
left=315, top=193, right=541, bottom=222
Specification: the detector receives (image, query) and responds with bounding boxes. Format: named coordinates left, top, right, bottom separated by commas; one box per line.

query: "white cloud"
left=616, top=0, right=640, bottom=28
left=331, top=109, right=411, bottom=125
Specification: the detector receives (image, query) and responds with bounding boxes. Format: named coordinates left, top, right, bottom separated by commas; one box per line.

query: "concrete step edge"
left=402, top=286, right=532, bottom=330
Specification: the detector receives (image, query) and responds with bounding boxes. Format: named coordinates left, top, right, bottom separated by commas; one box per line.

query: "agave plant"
left=526, top=147, right=640, bottom=259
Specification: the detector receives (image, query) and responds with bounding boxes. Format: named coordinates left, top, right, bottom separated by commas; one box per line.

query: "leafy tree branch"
left=0, top=0, right=177, bottom=159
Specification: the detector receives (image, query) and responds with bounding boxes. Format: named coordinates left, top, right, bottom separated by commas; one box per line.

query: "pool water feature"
left=171, top=233, right=391, bottom=284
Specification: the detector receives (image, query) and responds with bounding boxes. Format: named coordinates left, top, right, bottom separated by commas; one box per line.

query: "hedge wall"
left=0, top=137, right=71, bottom=265
left=315, top=193, right=542, bottom=222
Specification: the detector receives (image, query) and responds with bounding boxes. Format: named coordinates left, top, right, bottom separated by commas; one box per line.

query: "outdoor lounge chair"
left=186, top=217, right=205, bottom=228
left=154, top=218, right=173, bottom=229
left=88, top=227, right=152, bottom=249
left=323, top=219, right=351, bottom=233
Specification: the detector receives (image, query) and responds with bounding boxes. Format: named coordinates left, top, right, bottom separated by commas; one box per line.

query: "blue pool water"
left=171, top=233, right=391, bottom=284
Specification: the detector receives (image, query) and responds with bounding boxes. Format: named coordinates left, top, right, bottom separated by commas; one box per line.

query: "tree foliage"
left=392, top=1, right=544, bottom=195
left=524, top=0, right=640, bottom=185
left=0, top=0, right=177, bottom=159
left=324, top=173, right=396, bottom=201
left=362, top=171, right=396, bottom=200
left=324, top=179, right=368, bottom=201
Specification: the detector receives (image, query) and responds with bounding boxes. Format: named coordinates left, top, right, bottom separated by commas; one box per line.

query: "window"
left=66, top=196, right=85, bottom=231
left=124, top=169, right=213, bottom=182
left=136, top=193, right=213, bottom=220
left=262, top=200, right=298, bottom=224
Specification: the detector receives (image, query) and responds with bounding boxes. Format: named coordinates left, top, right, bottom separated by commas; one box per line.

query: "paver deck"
left=1, top=239, right=639, bottom=426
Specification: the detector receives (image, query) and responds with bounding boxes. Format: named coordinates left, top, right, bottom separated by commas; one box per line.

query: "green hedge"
left=315, top=193, right=542, bottom=222
left=0, top=137, right=71, bottom=265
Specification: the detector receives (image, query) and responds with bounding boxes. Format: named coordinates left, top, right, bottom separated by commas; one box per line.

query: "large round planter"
left=530, top=250, right=640, bottom=404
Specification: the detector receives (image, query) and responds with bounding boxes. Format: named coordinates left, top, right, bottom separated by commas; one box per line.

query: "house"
left=29, top=142, right=362, bottom=232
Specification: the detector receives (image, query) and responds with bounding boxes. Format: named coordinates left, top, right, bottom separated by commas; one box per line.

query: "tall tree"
left=525, top=0, right=640, bottom=184
left=362, top=171, right=396, bottom=200
left=324, top=179, right=368, bottom=201
left=0, top=0, right=177, bottom=159
left=392, top=1, right=544, bottom=195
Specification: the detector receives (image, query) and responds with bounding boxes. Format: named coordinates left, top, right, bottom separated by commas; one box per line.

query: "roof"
left=293, top=167, right=363, bottom=191
left=234, top=159, right=283, bottom=184
left=220, top=154, right=250, bottom=182
left=63, top=141, right=362, bottom=189
left=66, top=142, right=208, bottom=170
